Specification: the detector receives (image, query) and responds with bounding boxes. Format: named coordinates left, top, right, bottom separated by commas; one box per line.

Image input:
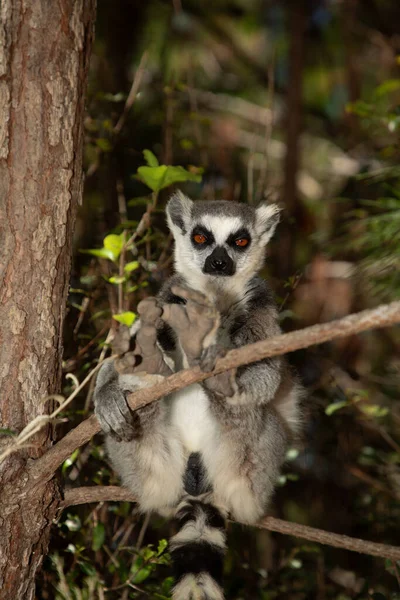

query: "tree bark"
left=0, top=1, right=96, bottom=598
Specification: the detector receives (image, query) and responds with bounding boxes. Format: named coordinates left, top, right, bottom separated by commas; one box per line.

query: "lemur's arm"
left=219, top=305, right=283, bottom=405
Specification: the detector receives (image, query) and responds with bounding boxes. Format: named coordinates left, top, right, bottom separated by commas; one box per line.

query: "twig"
left=62, top=486, right=400, bottom=562
left=136, top=513, right=151, bottom=550
left=256, top=46, right=276, bottom=203
left=118, top=229, right=127, bottom=314
left=347, top=464, right=400, bottom=500
left=113, top=52, right=148, bottom=135
left=63, top=324, right=109, bottom=372
left=29, top=300, right=400, bottom=483
left=84, top=329, right=113, bottom=413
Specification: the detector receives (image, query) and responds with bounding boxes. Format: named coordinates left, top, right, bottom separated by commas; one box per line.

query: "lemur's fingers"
left=162, top=303, right=190, bottom=331
left=137, top=297, right=163, bottom=327
left=115, top=351, right=140, bottom=375
left=112, top=325, right=132, bottom=356
left=170, top=285, right=213, bottom=308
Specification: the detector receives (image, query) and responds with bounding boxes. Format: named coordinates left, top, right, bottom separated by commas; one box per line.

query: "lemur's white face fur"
left=166, top=192, right=280, bottom=297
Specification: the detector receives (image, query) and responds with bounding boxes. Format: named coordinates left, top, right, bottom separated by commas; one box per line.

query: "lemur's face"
left=166, top=194, right=280, bottom=285
left=188, top=215, right=252, bottom=277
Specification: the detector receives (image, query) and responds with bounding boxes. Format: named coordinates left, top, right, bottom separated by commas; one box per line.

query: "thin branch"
left=30, top=300, right=400, bottom=482
left=256, top=516, right=400, bottom=563
left=63, top=485, right=136, bottom=507
left=113, top=51, right=148, bottom=135
left=62, top=486, right=400, bottom=562
left=256, top=46, right=276, bottom=203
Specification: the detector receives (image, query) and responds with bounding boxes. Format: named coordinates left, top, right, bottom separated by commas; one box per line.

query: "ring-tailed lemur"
left=94, top=193, right=303, bottom=600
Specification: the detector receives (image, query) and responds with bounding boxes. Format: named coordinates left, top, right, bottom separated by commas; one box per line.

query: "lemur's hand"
left=114, top=298, right=172, bottom=377
left=95, top=362, right=165, bottom=442
left=162, top=286, right=222, bottom=369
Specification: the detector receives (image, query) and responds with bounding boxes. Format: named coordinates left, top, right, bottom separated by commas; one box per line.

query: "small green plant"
left=80, top=150, right=202, bottom=326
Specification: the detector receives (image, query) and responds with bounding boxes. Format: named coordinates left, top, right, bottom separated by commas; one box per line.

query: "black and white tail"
left=170, top=499, right=227, bottom=600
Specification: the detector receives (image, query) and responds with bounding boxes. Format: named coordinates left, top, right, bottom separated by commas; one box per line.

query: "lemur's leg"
left=204, top=405, right=288, bottom=523
left=94, top=298, right=185, bottom=513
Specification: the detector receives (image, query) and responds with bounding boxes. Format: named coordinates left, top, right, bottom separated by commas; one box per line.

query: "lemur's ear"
left=255, top=204, right=281, bottom=244
left=166, top=191, right=193, bottom=234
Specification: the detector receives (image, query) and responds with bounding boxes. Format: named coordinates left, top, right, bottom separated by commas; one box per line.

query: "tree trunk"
left=0, top=1, right=96, bottom=597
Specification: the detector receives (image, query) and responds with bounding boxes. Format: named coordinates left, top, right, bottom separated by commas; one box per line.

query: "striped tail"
left=170, top=498, right=227, bottom=600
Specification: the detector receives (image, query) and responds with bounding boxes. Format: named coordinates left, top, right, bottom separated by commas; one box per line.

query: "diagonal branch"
left=30, top=300, right=400, bottom=483
left=62, top=485, right=400, bottom=562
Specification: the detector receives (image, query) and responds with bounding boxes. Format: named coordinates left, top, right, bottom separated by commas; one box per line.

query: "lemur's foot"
left=203, top=368, right=238, bottom=398
left=115, top=297, right=172, bottom=377
left=199, top=344, right=227, bottom=372
left=162, top=286, right=220, bottom=367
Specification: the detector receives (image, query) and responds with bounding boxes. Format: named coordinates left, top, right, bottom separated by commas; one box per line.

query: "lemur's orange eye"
left=235, top=238, right=249, bottom=247
left=194, top=233, right=207, bottom=244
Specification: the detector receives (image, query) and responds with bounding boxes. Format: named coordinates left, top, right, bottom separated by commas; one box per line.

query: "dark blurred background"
left=40, top=1, right=400, bottom=598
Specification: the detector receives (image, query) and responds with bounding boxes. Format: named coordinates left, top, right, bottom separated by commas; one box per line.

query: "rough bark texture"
left=0, top=1, right=96, bottom=597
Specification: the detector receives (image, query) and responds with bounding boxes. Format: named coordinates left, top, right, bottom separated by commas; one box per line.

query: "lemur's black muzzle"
left=204, top=246, right=235, bottom=276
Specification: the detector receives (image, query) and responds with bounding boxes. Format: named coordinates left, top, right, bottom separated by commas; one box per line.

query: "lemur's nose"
left=204, top=245, right=234, bottom=276
left=211, top=258, right=227, bottom=271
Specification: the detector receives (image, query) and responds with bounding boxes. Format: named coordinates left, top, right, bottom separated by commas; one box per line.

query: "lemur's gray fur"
left=94, top=193, right=303, bottom=600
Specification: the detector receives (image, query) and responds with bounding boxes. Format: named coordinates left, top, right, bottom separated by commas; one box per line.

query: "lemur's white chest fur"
left=169, top=384, right=218, bottom=453
left=166, top=294, right=242, bottom=454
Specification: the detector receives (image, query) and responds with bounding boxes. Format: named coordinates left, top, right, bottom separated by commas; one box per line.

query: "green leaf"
left=112, top=311, right=136, bottom=327
left=124, top=261, right=140, bottom=273
left=127, top=196, right=150, bottom=207
left=132, top=566, right=152, bottom=584
left=80, top=247, right=116, bottom=261
left=143, top=149, right=159, bottom=167
left=157, top=539, right=168, bottom=556
left=62, top=449, right=80, bottom=476
left=289, top=559, right=302, bottom=569
left=375, top=78, right=400, bottom=97
left=92, top=523, right=105, bottom=552
left=102, top=92, right=125, bottom=103
left=96, top=138, right=112, bottom=152
left=358, top=404, right=389, bottom=418
left=137, top=164, right=202, bottom=192
left=286, top=448, right=299, bottom=461
left=108, top=275, right=126, bottom=284
left=325, top=401, right=348, bottom=416
left=64, top=514, right=81, bottom=532
left=103, top=233, right=125, bottom=261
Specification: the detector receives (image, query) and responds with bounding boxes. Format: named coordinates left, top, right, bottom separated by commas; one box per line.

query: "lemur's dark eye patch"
left=191, top=226, right=214, bottom=248
left=227, top=228, right=251, bottom=250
